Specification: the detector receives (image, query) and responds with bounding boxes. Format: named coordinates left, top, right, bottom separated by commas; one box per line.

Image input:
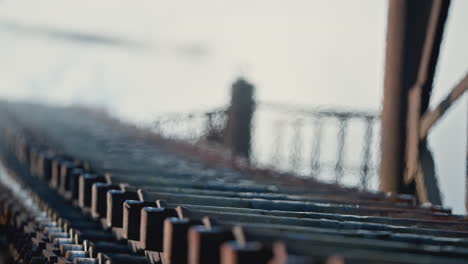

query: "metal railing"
left=151, top=101, right=380, bottom=190
left=152, top=107, right=227, bottom=143
left=251, top=102, right=380, bottom=189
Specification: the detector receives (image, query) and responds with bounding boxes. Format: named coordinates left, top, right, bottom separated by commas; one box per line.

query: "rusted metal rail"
left=379, top=0, right=468, bottom=208
left=380, top=0, right=449, bottom=200
left=1, top=1, right=466, bottom=263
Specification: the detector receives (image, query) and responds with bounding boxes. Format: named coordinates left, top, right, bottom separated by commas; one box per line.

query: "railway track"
left=0, top=102, right=467, bottom=264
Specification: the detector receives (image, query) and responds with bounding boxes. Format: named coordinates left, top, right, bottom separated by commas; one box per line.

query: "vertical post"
left=379, top=0, right=449, bottom=196
left=360, top=117, right=375, bottom=189
left=335, top=117, right=348, bottom=183
left=289, top=119, right=303, bottom=173
left=270, top=120, right=284, bottom=167
left=224, top=78, right=255, bottom=159
left=310, top=116, right=323, bottom=178
left=205, top=112, right=220, bottom=142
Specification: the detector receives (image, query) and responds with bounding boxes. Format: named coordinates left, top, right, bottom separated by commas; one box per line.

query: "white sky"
left=0, top=0, right=466, bottom=213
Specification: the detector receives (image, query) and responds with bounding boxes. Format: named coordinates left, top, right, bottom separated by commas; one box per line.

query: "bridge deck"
left=0, top=101, right=466, bottom=264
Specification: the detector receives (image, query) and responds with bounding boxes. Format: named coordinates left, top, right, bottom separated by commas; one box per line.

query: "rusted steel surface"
left=0, top=103, right=468, bottom=264
left=419, top=73, right=468, bottom=139
left=379, top=0, right=450, bottom=202
left=404, top=0, right=450, bottom=206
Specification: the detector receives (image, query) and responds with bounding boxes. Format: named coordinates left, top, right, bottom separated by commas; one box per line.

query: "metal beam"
left=419, top=73, right=468, bottom=139
left=379, top=0, right=450, bottom=199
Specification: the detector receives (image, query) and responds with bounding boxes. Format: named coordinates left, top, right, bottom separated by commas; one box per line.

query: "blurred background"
left=0, top=0, right=466, bottom=213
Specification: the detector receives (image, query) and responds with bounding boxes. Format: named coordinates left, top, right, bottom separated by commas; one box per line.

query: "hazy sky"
left=0, top=0, right=466, bottom=212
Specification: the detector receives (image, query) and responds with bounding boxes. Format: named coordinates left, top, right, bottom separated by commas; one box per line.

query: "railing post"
left=289, top=119, right=303, bottom=173
left=334, top=117, right=348, bottom=183
left=310, top=116, right=323, bottom=178
left=360, top=117, right=375, bottom=189
left=204, top=112, right=219, bottom=142
left=270, top=120, right=284, bottom=169
left=224, top=78, right=255, bottom=159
